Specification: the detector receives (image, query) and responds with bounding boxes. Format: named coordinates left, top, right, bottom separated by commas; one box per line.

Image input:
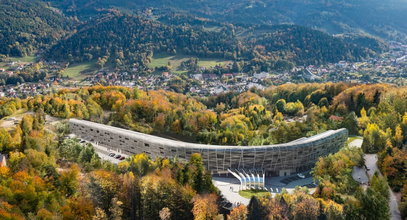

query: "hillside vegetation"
left=45, top=12, right=383, bottom=71
left=0, top=83, right=405, bottom=219
left=0, top=1, right=389, bottom=72
left=0, top=0, right=72, bottom=56
left=44, top=0, right=407, bottom=42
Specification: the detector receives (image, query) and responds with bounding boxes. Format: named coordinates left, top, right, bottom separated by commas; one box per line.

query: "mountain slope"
left=43, top=0, right=407, bottom=42
left=46, top=12, right=381, bottom=69
left=46, top=12, right=239, bottom=69
left=0, top=0, right=72, bottom=57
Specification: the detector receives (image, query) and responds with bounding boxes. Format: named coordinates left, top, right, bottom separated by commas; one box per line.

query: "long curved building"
left=69, top=119, right=348, bottom=176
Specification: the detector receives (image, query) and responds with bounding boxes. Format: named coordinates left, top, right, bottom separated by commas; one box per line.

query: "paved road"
left=212, top=177, right=250, bottom=206
left=351, top=166, right=369, bottom=185
left=349, top=137, right=400, bottom=220
left=92, top=142, right=131, bottom=164
left=364, top=154, right=401, bottom=220
left=93, top=145, right=123, bottom=164
left=348, top=138, right=363, bottom=148
left=70, top=134, right=130, bottom=164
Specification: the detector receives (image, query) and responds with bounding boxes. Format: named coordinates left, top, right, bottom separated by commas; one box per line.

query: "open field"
left=0, top=56, right=37, bottom=68
left=9, top=56, right=37, bottom=63
left=149, top=54, right=232, bottom=73
left=63, top=61, right=96, bottom=79
left=239, top=190, right=271, bottom=199
left=0, top=109, right=29, bottom=130
left=198, top=59, right=232, bottom=68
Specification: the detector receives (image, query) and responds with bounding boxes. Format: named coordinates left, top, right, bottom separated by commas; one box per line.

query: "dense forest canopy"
left=0, top=0, right=388, bottom=72
left=45, top=12, right=383, bottom=69
left=43, top=0, right=407, bottom=42
left=0, top=111, right=217, bottom=219
left=46, top=12, right=239, bottom=69
left=0, top=0, right=72, bottom=57
left=0, top=83, right=406, bottom=219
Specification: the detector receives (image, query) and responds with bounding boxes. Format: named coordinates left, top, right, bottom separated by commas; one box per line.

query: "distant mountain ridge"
left=43, top=0, right=407, bottom=43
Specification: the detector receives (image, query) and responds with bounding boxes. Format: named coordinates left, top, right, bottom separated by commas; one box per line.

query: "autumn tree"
left=362, top=123, right=387, bottom=153
left=186, top=153, right=216, bottom=194
left=59, top=164, right=80, bottom=197
left=0, top=128, right=11, bottom=152
left=266, top=197, right=289, bottom=220
left=341, top=112, right=359, bottom=135
left=119, top=172, right=141, bottom=220
left=247, top=197, right=266, bottom=220
left=228, top=205, right=247, bottom=220
left=192, top=194, right=219, bottom=220
left=159, top=207, right=171, bottom=220
left=89, top=170, right=120, bottom=214
left=291, top=192, right=320, bottom=220
left=394, top=125, right=403, bottom=148
left=359, top=188, right=390, bottom=220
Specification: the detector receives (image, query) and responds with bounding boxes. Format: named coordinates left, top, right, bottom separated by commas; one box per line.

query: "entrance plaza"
left=213, top=172, right=316, bottom=206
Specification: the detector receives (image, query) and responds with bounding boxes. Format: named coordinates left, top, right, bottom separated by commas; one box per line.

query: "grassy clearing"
left=63, top=61, right=96, bottom=79
left=149, top=54, right=232, bottom=71
left=239, top=190, right=271, bottom=199
left=9, top=56, right=37, bottom=63
left=0, top=109, right=29, bottom=130
left=0, top=56, right=37, bottom=68
left=198, top=58, right=231, bottom=68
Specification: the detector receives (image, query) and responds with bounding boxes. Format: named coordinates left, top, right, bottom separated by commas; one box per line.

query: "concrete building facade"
left=69, top=119, right=348, bottom=176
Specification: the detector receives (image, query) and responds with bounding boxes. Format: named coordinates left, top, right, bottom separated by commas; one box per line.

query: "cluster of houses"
left=79, top=41, right=407, bottom=94
left=1, top=41, right=406, bottom=99
left=0, top=83, right=51, bottom=98
left=302, top=41, right=407, bottom=84
left=83, top=70, right=287, bottom=95
left=0, top=61, right=32, bottom=78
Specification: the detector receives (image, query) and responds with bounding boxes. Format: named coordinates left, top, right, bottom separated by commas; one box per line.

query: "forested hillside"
left=46, top=12, right=381, bottom=69
left=0, top=0, right=72, bottom=57
left=0, top=83, right=406, bottom=218
left=0, top=0, right=388, bottom=69
left=244, top=25, right=382, bottom=65
left=46, top=12, right=239, bottom=70
left=43, top=0, right=407, bottom=42
left=0, top=111, right=217, bottom=219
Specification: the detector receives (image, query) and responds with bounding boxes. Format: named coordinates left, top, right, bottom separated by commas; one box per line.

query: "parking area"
left=68, top=134, right=131, bottom=164
left=280, top=172, right=312, bottom=184
left=90, top=141, right=130, bottom=164
left=265, top=173, right=316, bottom=195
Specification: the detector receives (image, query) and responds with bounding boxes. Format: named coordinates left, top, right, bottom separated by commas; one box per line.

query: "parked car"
left=80, top=140, right=86, bottom=144
left=119, top=156, right=125, bottom=160
left=115, top=155, right=122, bottom=159
left=297, top=173, right=305, bottom=179
left=109, top=153, right=115, bottom=157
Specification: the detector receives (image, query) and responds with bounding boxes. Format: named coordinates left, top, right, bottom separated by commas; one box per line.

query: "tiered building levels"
left=69, top=119, right=348, bottom=176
